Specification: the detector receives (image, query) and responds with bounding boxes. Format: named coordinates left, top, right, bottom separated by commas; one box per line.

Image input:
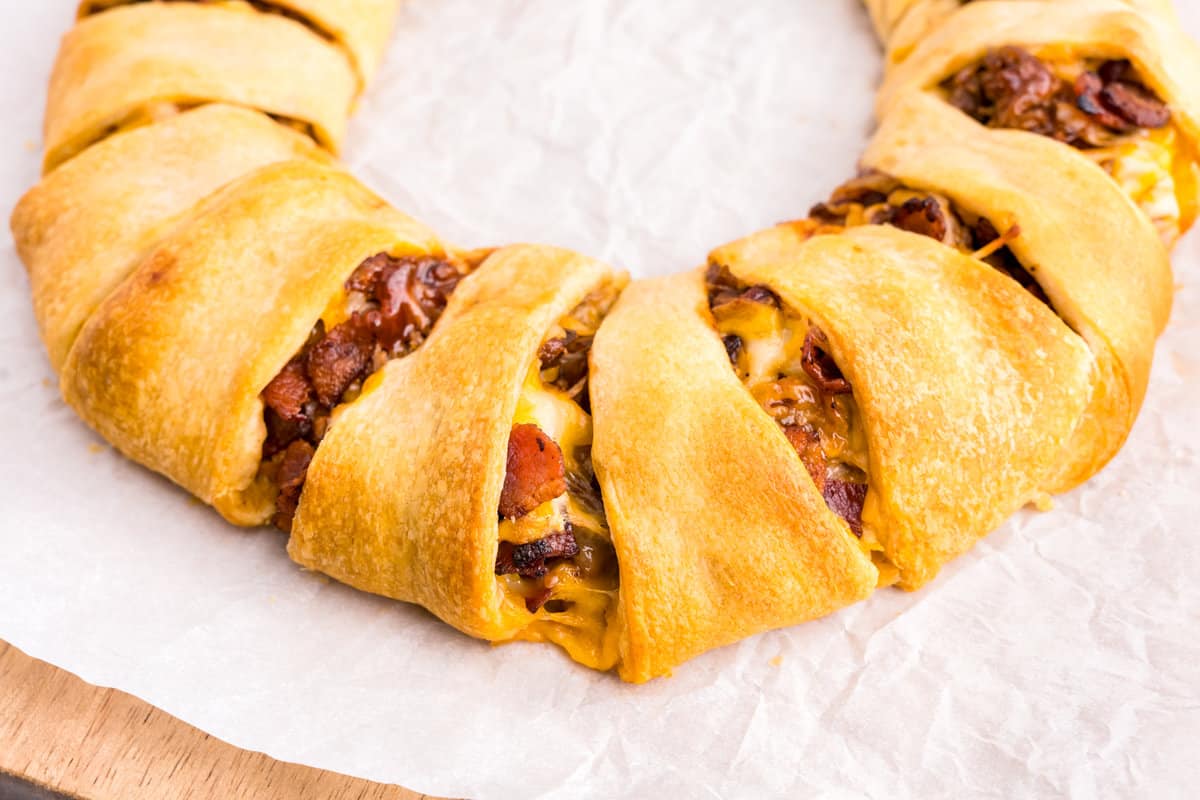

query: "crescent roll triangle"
left=61, top=160, right=450, bottom=526
left=12, top=104, right=332, bottom=373
left=866, top=0, right=1178, bottom=65
left=862, top=90, right=1171, bottom=490
left=43, top=2, right=357, bottom=172
left=706, top=224, right=1095, bottom=590
left=75, top=0, right=401, bottom=89
left=590, top=272, right=879, bottom=683
left=289, top=246, right=629, bottom=670
left=6, top=0, right=1196, bottom=682
left=877, top=0, right=1200, bottom=245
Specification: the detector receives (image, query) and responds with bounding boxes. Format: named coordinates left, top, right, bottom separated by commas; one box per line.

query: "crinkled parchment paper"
left=2, top=2, right=1198, bottom=797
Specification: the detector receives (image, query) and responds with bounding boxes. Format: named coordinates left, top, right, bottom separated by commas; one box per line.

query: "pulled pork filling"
left=493, top=289, right=621, bottom=670
left=942, top=46, right=1197, bottom=241
left=259, top=253, right=461, bottom=531
left=705, top=264, right=871, bottom=539
left=809, top=170, right=1050, bottom=306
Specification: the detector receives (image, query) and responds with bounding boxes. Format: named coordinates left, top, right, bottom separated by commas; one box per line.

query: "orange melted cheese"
left=497, top=297, right=622, bottom=671
left=709, top=294, right=893, bottom=584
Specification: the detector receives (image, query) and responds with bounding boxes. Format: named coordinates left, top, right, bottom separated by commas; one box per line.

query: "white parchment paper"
left=2, top=2, right=1198, bottom=797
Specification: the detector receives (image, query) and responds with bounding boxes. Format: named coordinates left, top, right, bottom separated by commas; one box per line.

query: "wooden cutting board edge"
left=0, top=640, right=455, bottom=800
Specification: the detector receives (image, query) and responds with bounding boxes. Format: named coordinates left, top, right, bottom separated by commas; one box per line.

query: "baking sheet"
left=2, top=1, right=1198, bottom=797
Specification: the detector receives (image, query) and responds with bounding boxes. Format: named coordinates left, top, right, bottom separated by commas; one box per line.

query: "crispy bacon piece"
left=272, top=439, right=315, bottom=532
left=947, top=46, right=1059, bottom=134
left=784, top=425, right=828, bottom=493
left=722, top=334, right=743, bottom=365
left=822, top=479, right=868, bottom=538
left=886, top=196, right=949, bottom=242
left=261, top=358, right=313, bottom=458
left=345, top=253, right=461, bottom=355
left=539, top=330, right=594, bottom=405
left=801, top=328, right=852, bottom=395
left=495, top=531, right=580, bottom=580
left=499, top=424, right=568, bottom=519
left=947, top=48, right=1170, bottom=146
left=305, top=317, right=375, bottom=407
left=260, top=251, right=465, bottom=532
left=705, top=262, right=781, bottom=309
left=1077, top=61, right=1170, bottom=130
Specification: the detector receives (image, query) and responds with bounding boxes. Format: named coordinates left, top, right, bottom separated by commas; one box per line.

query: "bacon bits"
left=499, top=424, right=568, bottom=519
left=261, top=358, right=314, bottom=458
left=801, top=328, right=852, bottom=395
left=495, top=531, right=580, bottom=579
left=259, top=252, right=463, bottom=532
left=722, top=334, right=744, bottom=365
left=539, top=330, right=594, bottom=405
left=946, top=47, right=1170, bottom=146
left=1077, top=60, right=1170, bottom=131
left=784, top=425, right=828, bottom=493
left=272, top=440, right=315, bottom=532
left=305, top=318, right=375, bottom=407
left=705, top=262, right=781, bottom=310
left=886, top=196, right=949, bottom=242
left=822, top=479, right=868, bottom=538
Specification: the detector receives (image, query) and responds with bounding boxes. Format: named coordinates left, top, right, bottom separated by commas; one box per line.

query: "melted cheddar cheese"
left=710, top=291, right=889, bottom=575
left=497, top=294, right=622, bottom=672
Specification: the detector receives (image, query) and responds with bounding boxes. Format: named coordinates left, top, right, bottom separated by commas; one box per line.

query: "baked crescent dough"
left=75, top=0, right=400, bottom=88
left=862, top=90, right=1171, bottom=490
left=43, top=2, right=357, bottom=172
left=12, top=104, right=331, bottom=372
left=708, top=224, right=1095, bottom=590
left=61, top=159, right=446, bottom=525
left=590, top=271, right=878, bottom=683
left=866, top=0, right=1178, bottom=64
left=7, top=0, right=1198, bottom=681
left=289, top=245, right=628, bottom=665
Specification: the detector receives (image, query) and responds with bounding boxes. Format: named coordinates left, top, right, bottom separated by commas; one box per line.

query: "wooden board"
left=0, top=641, right=454, bottom=800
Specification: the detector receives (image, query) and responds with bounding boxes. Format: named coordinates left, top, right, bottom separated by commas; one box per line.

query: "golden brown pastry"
left=60, top=159, right=452, bottom=526
left=590, top=272, right=880, bottom=682
left=877, top=0, right=1200, bottom=245
left=43, top=1, right=357, bottom=172
left=856, top=91, right=1171, bottom=490
left=6, top=0, right=1196, bottom=683
left=865, top=0, right=1178, bottom=62
left=289, top=246, right=628, bottom=670
left=75, top=0, right=401, bottom=88
left=12, top=104, right=332, bottom=372
left=702, top=224, right=1095, bottom=590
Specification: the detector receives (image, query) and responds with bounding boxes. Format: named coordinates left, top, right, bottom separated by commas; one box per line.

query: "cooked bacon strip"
left=801, top=328, right=852, bottom=395
left=886, top=196, right=949, bottom=241
left=305, top=317, right=374, bottom=407
left=946, top=48, right=1169, bottom=147
left=722, top=333, right=743, bottom=365
left=272, top=439, right=315, bottom=532
left=539, top=330, right=594, bottom=406
left=822, top=479, right=868, bottom=538
left=259, top=252, right=463, bottom=532
left=783, top=425, right=828, bottom=493
left=495, top=531, right=580, bottom=579
left=261, top=358, right=314, bottom=458
left=705, top=263, right=781, bottom=309
left=499, top=424, right=568, bottom=519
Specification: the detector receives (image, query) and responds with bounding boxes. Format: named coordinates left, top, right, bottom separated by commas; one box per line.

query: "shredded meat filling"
left=499, top=423, right=568, bottom=519
left=539, top=331, right=594, bottom=409
left=260, top=252, right=461, bottom=532
left=945, top=47, right=1170, bottom=147
left=705, top=266, right=869, bottom=537
left=809, top=171, right=1051, bottom=308
left=272, top=440, right=315, bottom=531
